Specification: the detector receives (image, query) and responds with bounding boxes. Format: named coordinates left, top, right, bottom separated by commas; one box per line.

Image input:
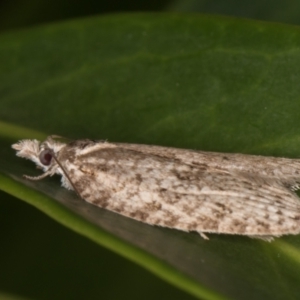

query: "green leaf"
left=169, top=0, right=300, bottom=25
left=0, top=292, right=32, bottom=300
left=1, top=13, right=300, bottom=300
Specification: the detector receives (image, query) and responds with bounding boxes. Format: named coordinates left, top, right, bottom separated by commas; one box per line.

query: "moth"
left=12, top=136, right=300, bottom=240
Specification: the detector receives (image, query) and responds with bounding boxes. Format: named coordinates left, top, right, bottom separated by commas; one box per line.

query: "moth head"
left=12, top=137, right=65, bottom=172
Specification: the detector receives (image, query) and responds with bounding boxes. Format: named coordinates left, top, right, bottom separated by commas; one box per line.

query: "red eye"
left=39, top=149, right=53, bottom=166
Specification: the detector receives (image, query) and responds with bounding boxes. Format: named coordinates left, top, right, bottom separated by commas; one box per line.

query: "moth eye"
left=39, top=149, right=53, bottom=166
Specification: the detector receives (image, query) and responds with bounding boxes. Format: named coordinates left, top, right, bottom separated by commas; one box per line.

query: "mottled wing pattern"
left=60, top=142, right=300, bottom=236
left=120, top=143, right=300, bottom=189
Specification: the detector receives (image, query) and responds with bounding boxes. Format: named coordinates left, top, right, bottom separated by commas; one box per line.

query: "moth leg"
left=199, top=232, right=210, bottom=240
left=249, top=235, right=274, bottom=242
left=23, top=170, right=53, bottom=180
left=291, top=183, right=300, bottom=191
left=23, top=164, right=59, bottom=181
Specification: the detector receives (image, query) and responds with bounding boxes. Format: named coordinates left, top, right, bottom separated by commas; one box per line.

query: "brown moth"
left=12, top=136, right=300, bottom=240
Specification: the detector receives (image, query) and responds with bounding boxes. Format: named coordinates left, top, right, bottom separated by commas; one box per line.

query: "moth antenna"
left=48, top=135, right=73, bottom=143
left=51, top=154, right=82, bottom=198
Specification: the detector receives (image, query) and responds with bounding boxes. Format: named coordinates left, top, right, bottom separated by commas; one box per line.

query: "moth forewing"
left=12, top=136, right=300, bottom=240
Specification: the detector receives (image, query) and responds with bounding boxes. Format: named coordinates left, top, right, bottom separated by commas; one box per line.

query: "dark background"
left=2, top=0, right=300, bottom=33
